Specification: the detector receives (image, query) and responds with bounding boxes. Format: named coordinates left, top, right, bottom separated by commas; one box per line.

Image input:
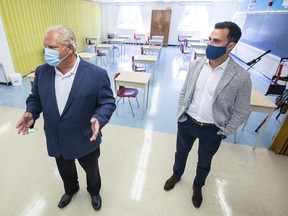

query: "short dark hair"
left=214, top=21, right=242, bottom=43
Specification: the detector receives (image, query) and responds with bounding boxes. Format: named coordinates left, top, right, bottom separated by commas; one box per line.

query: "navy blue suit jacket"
left=26, top=58, right=116, bottom=159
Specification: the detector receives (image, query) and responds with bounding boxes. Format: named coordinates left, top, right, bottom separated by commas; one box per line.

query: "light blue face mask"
left=44, top=46, right=68, bottom=67
left=205, top=44, right=227, bottom=60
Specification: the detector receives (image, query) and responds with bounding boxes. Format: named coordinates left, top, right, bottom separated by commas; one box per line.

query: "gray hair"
left=45, top=25, right=77, bottom=51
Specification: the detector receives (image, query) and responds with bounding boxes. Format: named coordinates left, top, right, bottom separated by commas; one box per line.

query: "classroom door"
left=150, top=9, right=172, bottom=47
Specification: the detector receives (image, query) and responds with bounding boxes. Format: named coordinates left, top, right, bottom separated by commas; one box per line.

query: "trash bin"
left=9, top=73, right=22, bottom=86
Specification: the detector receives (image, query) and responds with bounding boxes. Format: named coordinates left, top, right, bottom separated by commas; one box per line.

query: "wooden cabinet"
left=270, top=114, right=288, bottom=155
left=150, top=9, right=172, bottom=47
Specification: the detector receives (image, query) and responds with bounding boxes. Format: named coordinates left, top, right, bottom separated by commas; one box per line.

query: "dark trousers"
left=173, top=115, right=222, bottom=189
left=55, top=148, right=101, bottom=196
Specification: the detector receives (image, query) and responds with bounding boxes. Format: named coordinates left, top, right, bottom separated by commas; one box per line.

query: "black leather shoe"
left=91, top=194, right=102, bottom=211
left=164, top=175, right=181, bottom=191
left=192, top=187, right=203, bottom=208
left=58, top=187, right=79, bottom=208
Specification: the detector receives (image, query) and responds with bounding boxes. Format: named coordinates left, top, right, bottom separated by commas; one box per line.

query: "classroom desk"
left=27, top=72, right=35, bottom=87
left=189, top=42, right=207, bottom=49
left=86, top=36, right=100, bottom=44
left=109, top=39, right=126, bottom=61
left=118, top=35, right=131, bottom=42
left=78, top=52, right=97, bottom=64
left=189, top=42, right=207, bottom=59
left=115, top=71, right=151, bottom=118
left=143, top=45, right=162, bottom=60
left=135, top=32, right=147, bottom=43
left=107, top=32, right=118, bottom=39
left=95, top=44, right=113, bottom=65
left=95, top=44, right=113, bottom=51
left=151, top=35, right=164, bottom=40
left=186, top=38, right=201, bottom=43
left=194, top=50, right=206, bottom=59
left=235, top=90, right=277, bottom=149
left=180, top=34, right=192, bottom=39
left=133, top=55, right=157, bottom=84
left=148, top=39, right=163, bottom=47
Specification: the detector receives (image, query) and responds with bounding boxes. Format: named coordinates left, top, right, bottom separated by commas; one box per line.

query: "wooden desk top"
left=195, top=50, right=206, bottom=57
left=135, top=32, right=146, bottom=36
left=251, top=90, right=277, bottom=109
left=143, top=45, right=162, bottom=50
left=180, top=34, right=192, bottom=38
left=134, top=55, right=157, bottom=62
left=190, top=42, right=207, bottom=47
left=151, top=36, right=164, bottom=40
left=186, top=38, right=201, bottom=43
left=96, top=44, right=112, bottom=49
left=149, top=39, right=163, bottom=42
left=109, top=39, right=126, bottom=44
left=86, top=36, right=100, bottom=40
left=115, top=71, right=151, bottom=84
left=78, top=52, right=96, bottom=59
left=27, top=72, right=35, bottom=79
left=118, top=35, right=131, bottom=39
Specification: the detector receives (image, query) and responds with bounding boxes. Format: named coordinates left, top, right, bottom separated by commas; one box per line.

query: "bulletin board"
left=240, top=12, right=288, bottom=57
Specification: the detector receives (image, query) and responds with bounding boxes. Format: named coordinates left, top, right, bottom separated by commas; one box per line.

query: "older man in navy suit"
left=16, top=25, right=116, bottom=211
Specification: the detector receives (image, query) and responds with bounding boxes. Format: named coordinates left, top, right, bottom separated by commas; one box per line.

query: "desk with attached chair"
left=134, top=55, right=157, bottom=85
left=115, top=71, right=151, bottom=118
left=78, top=52, right=97, bottom=64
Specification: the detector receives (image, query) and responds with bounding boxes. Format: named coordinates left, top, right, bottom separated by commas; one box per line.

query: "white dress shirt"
left=186, top=57, right=230, bottom=124
left=55, top=55, right=80, bottom=115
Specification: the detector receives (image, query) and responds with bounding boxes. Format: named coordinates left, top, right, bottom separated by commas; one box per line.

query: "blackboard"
left=240, top=12, right=288, bottom=57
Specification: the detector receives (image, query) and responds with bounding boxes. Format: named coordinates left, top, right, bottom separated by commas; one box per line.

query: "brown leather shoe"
left=164, top=175, right=181, bottom=191
left=192, top=187, right=203, bottom=208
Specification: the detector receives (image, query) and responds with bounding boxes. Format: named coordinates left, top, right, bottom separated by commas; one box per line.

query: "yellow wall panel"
left=0, top=0, right=102, bottom=76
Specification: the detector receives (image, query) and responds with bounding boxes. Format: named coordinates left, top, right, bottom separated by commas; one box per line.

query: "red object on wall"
left=268, top=1, right=273, bottom=7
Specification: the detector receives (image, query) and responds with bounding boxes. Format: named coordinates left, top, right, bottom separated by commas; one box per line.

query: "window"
left=177, top=5, right=210, bottom=32
left=117, top=6, right=143, bottom=30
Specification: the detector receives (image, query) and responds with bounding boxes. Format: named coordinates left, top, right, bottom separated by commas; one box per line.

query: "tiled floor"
left=0, top=44, right=287, bottom=215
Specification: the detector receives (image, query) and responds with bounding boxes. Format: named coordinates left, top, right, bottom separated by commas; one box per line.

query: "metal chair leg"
left=135, top=97, right=139, bottom=107
left=128, top=98, right=135, bottom=117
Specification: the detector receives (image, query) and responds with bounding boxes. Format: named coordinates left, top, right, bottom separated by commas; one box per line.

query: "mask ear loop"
left=59, top=45, right=71, bottom=62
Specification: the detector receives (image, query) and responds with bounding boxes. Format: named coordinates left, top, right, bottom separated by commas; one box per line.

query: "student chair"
left=133, top=33, right=141, bottom=45
left=85, top=38, right=95, bottom=51
left=140, top=46, right=146, bottom=55
left=176, top=43, right=193, bottom=71
left=95, top=49, right=109, bottom=67
left=108, top=41, right=120, bottom=61
left=131, top=56, right=146, bottom=72
left=177, top=35, right=184, bottom=47
left=114, top=72, right=139, bottom=116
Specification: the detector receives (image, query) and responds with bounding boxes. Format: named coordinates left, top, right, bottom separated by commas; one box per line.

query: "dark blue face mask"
left=205, top=44, right=227, bottom=60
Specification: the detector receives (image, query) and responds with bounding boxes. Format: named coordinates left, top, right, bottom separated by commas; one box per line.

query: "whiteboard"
left=240, top=12, right=288, bottom=57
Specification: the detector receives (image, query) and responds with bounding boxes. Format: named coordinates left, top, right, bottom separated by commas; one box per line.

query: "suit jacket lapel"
left=47, top=66, right=60, bottom=116
left=189, top=57, right=207, bottom=89
left=61, top=59, right=86, bottom=116
left=213, top=58, right=237, bottom=101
